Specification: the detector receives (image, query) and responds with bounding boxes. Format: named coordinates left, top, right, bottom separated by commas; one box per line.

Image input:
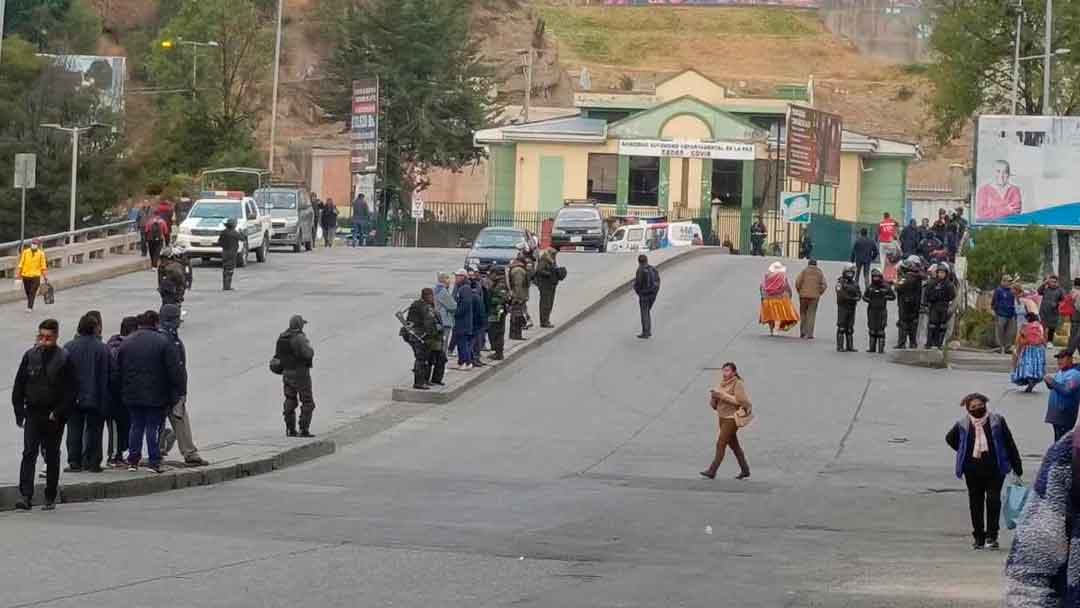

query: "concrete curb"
left=0, top=438, right=334, bottom=511
left=392, top=247, right=727, bottom=405
left=0, top=257, right=149, bottom=305
left=887, top=348, right=948, bottom=369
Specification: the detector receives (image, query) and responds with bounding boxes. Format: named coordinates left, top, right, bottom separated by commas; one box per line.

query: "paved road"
left=0, top=254, right=1054, bottom=607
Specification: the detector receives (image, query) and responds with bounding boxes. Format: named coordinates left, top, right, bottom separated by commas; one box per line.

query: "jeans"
left=322, top=226, right=335, bottom=248
left=995, top=316, right=1017, bottom=352
left=127, top=407, right=164, bottom=466
left=19, top=414, right=63, bottom=502
left=964, top=470, right=1005, bottom=544
left=855, top=263, right=871, bottom=290
left=454, top=330, right=473, bottom=366
left=350, top=222, right=366, bottom=246
left=639, top=296, right=655, bottom=336
left=107, top=411, right=129, bottom=461
left=66, top=410, right=104, bottom=469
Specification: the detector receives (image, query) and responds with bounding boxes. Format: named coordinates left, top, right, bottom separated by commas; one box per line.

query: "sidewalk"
left=0, top=253, right=148, bottom=306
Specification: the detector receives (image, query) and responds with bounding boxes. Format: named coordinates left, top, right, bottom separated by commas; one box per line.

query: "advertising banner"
left=618, top=139, right=754, bottom=160
left=781, top=191, right=812, bottom=224
left=786, top=105, right=842, bottom=186
left=974, top=115, right=1080, bottom=227
left=351, top=78, right=379, bottom=174
left=39, top=54, right=127, bottom=115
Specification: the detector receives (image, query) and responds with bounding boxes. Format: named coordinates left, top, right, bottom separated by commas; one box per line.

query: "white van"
left=607, top=221, right=703, bottom=253
left=607, top=224, right=647, bottom=253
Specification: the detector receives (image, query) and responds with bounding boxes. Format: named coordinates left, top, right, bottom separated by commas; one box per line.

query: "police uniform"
left=862, top=269, right=896, bottom=354
left=217, top=220, right=242, bottom=291
left=836, top=266, right=861, bottom=352
left=275, top=315, right=316, bottom=436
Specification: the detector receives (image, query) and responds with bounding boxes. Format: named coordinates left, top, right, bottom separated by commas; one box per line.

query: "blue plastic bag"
left=1004, top=482, right=1030, bottom=530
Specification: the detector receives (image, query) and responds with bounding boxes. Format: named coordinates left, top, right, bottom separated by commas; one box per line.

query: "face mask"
left=969, top=407, right=987, bottom=418
left=30, top=244, right=38, bottom=251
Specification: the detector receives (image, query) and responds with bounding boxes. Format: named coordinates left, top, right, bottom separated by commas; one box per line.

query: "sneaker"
left=637, top=334, right=650, bottom=339
left=299, top=430, right=315, bottom=438
left=41, top=502, right=55, bottom=511
left=985, top=540, right=1000, bottom=550
left=412, top=384, right=429, bottom=390
left=146, top=464, right=163, bottom=474
left=971, top=541, right=984, bottom=551
left=127, top=464, right=138, bottom=472
left=14, top=499, right=31, bottom=511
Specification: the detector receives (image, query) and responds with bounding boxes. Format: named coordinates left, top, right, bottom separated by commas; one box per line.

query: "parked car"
left=465, top=227, right=536, bottom=274
left=174, top=192, right=271, bottom=267
left=254, top=186, right=315, bottom=252
left=551, top=203, right=607, bottom=252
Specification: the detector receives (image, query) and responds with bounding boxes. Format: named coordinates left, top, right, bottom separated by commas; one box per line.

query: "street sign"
left=411, top=198, right=424, bottom=220
left=14, top=153, right=36, bottom=189
left=781, top=191, right=812, bottom=224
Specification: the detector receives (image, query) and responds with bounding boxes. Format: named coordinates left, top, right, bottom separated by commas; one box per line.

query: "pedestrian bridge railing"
left=0, top=221, right=140, bottom=279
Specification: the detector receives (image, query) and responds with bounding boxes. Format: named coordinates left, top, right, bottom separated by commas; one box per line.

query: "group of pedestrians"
left=11, top=307, right=208, bottom=511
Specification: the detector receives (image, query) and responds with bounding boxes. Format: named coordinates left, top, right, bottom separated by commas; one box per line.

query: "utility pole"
left=1011, top=0, right=1023, bottom=115
left=1043, top=0, right=1053, bottom=114
left=0, top=0, right=7, bottom=64
left=40, top=123, right=112, bottom=242
left=268, top=0, right=285, bottom=176
left=520, top=48, right=534, bottom=123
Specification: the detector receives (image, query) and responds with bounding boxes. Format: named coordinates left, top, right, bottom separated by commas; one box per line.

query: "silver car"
left=254, top=187, right=315, bottom=252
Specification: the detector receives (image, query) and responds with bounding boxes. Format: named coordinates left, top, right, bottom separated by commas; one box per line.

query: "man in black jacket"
left=275, top=315, right=316, bottom=437
left=157, top=304, right=207, bottom=466
left=633, top=255, right=660, bottom=339
left=63, top=313, right=111, bottom=473
left=217, top=218, right=242, bottom=291
left=406, top=289, right=443, bottom=389
left=12, top=318, right=78, bottom=510
left=849, top=228, right=877, bottom=290
left=114, top=311, right=185, bottom=473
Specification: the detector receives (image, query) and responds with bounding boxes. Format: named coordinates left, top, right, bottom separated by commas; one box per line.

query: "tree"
left=927, top=0, right=1080, bottom=145
left=965, top=225, right=1050, bottom=290
left=3, top=0, right=100, bottom=53
left=322, top=0, right=499, bottom=213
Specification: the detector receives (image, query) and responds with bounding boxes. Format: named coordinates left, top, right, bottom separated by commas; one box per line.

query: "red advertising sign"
left=786, top=105, right=842, bottom=186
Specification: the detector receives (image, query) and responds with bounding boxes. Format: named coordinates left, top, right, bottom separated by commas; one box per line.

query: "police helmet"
left=871, top=268, right=884, bottom=278
left=160, top=246, right=173, bottom=259
left=841, top=264, right=856, bottom=279
left=225, top=218, right=237, bottom=229
left=936, top=262, right=951, bottom=275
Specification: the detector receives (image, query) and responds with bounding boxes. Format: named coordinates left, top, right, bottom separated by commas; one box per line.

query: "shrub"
left=965, top=226, right=1050, bottom=290
left=955, top=308, right=995, bottom=348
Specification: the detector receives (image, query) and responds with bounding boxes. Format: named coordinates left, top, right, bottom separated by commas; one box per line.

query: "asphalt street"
left=0, top=253, right=1057, bottom=607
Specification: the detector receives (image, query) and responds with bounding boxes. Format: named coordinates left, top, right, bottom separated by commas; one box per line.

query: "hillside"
left=86, top=0, right=960, bottom=188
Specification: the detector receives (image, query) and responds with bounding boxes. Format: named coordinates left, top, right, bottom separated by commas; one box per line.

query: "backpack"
left=645, top=266, right=660, bottom=295
left=149, top=218, right=163, bottom=241
left=1060, top=292, right=1076, bottom=318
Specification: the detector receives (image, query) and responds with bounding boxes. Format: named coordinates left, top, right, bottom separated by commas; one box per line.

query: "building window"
left=711, top=160, right=742, bottom=206
left=629, top=156, right=659, bottom=206
left=586, top=153, right=618, bottom=204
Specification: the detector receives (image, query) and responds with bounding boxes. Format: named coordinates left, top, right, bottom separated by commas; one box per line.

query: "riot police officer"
left=836, top=264, right=861, bottom=353
left=862, top=268, right=897, bottom=354
left=217, top=218, right=242, bottom=291
left=894, top=255, right=925, bottom=349
left=274, top=315, right=316, bottom=437
left=157, top=247, right=186, bottom=310
left=925, top=262, right=957, bottom=349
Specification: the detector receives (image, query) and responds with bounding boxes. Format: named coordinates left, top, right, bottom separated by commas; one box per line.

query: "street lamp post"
left=0, top=0, right=7, bottom=64
left=163, top=38, right=220, bottom=99
left=40, top=123, right=112, bottom=242
left=1012, top=48, right=1070, bottom=115
left=1044, top=0, right=1053, bottom=114
left=268, top=0, right=285, bottom=176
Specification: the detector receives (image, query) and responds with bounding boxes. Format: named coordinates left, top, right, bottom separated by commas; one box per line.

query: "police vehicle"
left=174, top=191, right=272, bottom=266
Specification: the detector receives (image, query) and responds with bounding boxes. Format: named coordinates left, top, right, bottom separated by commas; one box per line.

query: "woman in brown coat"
left=701, top=362, right=752, bottom=480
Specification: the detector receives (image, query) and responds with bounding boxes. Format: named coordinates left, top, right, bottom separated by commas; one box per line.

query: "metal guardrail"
left=0, top=220, right=140, bottom=278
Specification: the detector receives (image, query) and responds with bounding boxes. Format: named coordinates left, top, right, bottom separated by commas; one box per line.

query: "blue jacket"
left=434, top=284, right=456, bottom=330
left=1047, top=367, right=1080, bottom=428
left=63, top=335, right=111, bottom=415
left=1005, top=432, right=1080, bottom=606
left=453, top=283, right=474, bottom=335
left=994, top=286, right=1018, bottom=318
left=471, top=281, right=487, bottom=330
left=112, top=328, right=184, bottom=409
left=946, top=413, right=1022, bottom=479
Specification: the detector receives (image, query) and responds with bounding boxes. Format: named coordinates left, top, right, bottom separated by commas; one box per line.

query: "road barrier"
left=0, top=221, right=140, bottom=279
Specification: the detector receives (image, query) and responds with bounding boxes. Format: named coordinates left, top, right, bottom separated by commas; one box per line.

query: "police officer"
left=862, top=268, right=897, bottom=354
left=508, top=255, right=530, bottom=341
left=894, top=255, right=925, bottom=349
left=487, top=271, right=510, bottom=360
left=836, top=264, right=861, bottom=353
left=406, top=288, right=443, bottom=389
left=217, top=218, right=242, bottom=291
left=158, top=247, right=186, bottom=311
left=275, top=315, right=315, bottom=437
left=925, top=262, right=957, bottom=349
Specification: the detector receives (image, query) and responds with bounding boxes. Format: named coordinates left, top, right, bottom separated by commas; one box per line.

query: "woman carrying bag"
left=15, top=239, right=47, bottom=312
left=945, top=392, right=1023, bottom=551
left=701, top=362, right=752, bottom=480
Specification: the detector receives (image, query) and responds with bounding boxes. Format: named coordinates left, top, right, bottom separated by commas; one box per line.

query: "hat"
left=288, top=314, right=307, bottom=330
left=1056, top=350, right=1073, bottom=359
left=159, top=304, right=181, bottom=325
left=454, top=269, right=467, bottom=276
left=768, top=261, right=786, bottom=274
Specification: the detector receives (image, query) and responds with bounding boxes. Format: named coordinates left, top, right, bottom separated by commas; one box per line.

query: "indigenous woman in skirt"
left=759, top=261, right=799, bottom=335
left=1011, top=312, right=1046, bottom=392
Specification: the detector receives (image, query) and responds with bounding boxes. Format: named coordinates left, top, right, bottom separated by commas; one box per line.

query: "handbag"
left=41, top=280, right=55, bottom=305
left=734, top=407, right=754, bottom=428
left=1003, top=481, right=1030, bottom=530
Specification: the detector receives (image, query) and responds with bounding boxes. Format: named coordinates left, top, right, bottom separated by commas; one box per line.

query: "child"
left=862, top=268, right=896, bottom=354
left=946, top=393, right=1023, bottom=550
left=1012, top=312, right=1047, bottom=393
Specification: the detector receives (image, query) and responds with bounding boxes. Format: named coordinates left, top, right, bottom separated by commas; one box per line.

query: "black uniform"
left=275, top=316, right=315, bottom=436
left=894, top=266, right=925, bottom=349
left=750, top=221, right=767, bottom=257
left=487, top=278, right=510, bottom=359
left=836, top=273, right=861, bottom=352
left=534, top=252, right=562, bottom=327
left=217, top=226, right=242, bottom=291
left=862, top=277, right=897, bottom=353
left=158, top=259, right=186, bottom=308
left=406, top=298, right=444, bottom=388
left=11, top=344, right=78, bottom=506
left=925, top=276, right=957, bottom=349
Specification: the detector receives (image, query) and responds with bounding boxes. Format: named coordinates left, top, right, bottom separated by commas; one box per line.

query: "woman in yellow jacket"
left=15, top=239, right=47, bottom=312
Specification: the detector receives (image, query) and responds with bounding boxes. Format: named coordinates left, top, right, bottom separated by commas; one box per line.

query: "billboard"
left=351, top=78, right=379, bottom=174
left=975, top=115, right=1080, bottom=227
left=781, top=191, right=812, bottom=224
left=39, top=54, right=127, bottom=115
left=604, top=0, right=820, bottom=7
left=786, top=105, right=842, bottom=186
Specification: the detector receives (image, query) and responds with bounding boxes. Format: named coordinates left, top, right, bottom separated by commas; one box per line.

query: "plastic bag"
left=1004, top=482, right=1030, bottom=530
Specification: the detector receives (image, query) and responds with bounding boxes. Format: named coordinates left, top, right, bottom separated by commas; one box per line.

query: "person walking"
left=486, top=272, right=509, bottom=360
left=850, top=228, right=877, bottom=290
left=217, top=218, right=242, bottom=291
left=925, top=263, right=957, bottom=349
left=508, top=256, right=530, bottom=341
left=406, top=289, right=443, bottom=389
left=351, top=193, right=371, bottom=247
left=750, top=216, right=768, bottom=257
left=700, top=362, right=752, bottom=480
left=274, top=315, right=316, bottom=437
left=836, top=264, right=861, bottom=352
left=320, top=198, right=338, bottom=247
left=156, top=305, right=208, bottom=466
left=451, top=270, right=475, bottom=370
left=794, top=259, right=826, bottom=339
left=863, top=268, right=897, bottom=354
left=759, top=261, right=799, bottom=335
left=1039, top=274, right=1067, bottom=346
left=145, top=213, right=169, bottom=268
left=310, top=192, right=322, bottom=242
left=62, top=313, right=110, bottom=473
left=993, top=276, right=1018, bottom=354
left=137, top=204, right=151, bottom=257
left=11, top=319, right=78, bottom=510
left=946, top=393, right=1022, bottom=551
left=105, top=316, right=137, bottom=467
left=534, top=248, right=563, bottom=328
left=1044, top=351, right=1080, bottom=442
left=633, top=254, right=661, bottom=339
left=1012, top=312, right=1048, bottom=393
left=15, top=239, right=48, bottom=313
left=877, top=212, right=900, bottom=266
left=434, top=272, right=457, bottom=354
left=114, top=311, right=183, bottom=473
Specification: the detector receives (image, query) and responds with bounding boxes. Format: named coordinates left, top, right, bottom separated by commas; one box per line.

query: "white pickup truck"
left=174, top=192, right=272, bottom=266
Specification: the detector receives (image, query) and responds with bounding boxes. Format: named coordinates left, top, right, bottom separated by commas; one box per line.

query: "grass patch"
left=536, top=5, right=819, bottom=64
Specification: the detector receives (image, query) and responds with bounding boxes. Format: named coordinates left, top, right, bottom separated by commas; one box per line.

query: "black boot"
left=413, top=362, right=430, bottom=390
left=908, top=329, right=918, bottom=349
left=836, top=329, right=844, bottom=352
left=845, top=332, right=856, bottom=352
left=894, top=327, right=906, bottom=349
left=876, top=336, right=885, bottom=354
left=866, top=336, right=876, bottom=353
left=284, top=411, right=297, bottom=437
